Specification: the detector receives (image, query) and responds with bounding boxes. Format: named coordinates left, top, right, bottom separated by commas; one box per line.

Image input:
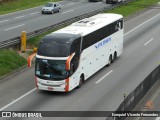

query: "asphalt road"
left=0, top=0, right=110, bottom=42
left=0, top=2, right=160, bottom=120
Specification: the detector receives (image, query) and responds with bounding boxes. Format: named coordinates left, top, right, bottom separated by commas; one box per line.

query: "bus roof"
left=54, top=13, right=123, bottom=36
left=41, top=33, right=80, bottom=44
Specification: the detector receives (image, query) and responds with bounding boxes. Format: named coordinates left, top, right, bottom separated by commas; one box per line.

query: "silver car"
left=41, top=2, right=61, bottom=14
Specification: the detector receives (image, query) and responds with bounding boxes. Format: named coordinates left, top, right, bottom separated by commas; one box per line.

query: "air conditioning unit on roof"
left=72, top=18, right=101, bottom=27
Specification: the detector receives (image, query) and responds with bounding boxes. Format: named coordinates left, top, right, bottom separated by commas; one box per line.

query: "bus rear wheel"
left=77, top=75, right=84, bottom=88
left=113, top=52, right=117, bottom=61
left=107, top=55, right=112, bottom=66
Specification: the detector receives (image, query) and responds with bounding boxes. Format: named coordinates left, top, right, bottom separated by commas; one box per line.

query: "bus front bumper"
left=36, top=78, right=67, bottom=92
left=37, top=84, right=66, bottom=92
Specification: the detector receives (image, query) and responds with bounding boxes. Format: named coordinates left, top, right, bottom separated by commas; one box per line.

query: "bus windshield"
left=35, top=59, right=68, bottom=80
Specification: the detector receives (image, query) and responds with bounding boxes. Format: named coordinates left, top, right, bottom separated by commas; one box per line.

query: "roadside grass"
left=106, top=0, right=160, bottom=17
left=0, top=0, right=61, bottom=15
left=0, top=49, right=27, bottom=77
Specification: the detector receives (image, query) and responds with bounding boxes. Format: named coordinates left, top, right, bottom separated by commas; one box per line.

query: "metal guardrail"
left=111, top=65, right=160, bottom=120
left=0, top=0, right=134, bottom=49
left=105, top=65, right=160, bottom=120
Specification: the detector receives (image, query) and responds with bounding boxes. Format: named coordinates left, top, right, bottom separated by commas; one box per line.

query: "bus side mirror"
left=28, top=52, right=36, bottom=68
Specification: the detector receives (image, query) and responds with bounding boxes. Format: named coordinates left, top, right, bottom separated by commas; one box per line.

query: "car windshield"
left=45, top=3, right=53, bottom=7
left=35, top=59, right=68, bottom=80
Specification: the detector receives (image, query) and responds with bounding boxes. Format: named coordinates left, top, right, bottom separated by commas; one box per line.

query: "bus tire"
left=77, top=75, right=84, bottom=88
left=107, top=55, right=112, bottom=66
left=113, top=52, right=117, bottom=62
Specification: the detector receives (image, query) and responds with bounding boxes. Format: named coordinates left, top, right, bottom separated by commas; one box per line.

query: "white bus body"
left=35, top=13, right=123, bottom=92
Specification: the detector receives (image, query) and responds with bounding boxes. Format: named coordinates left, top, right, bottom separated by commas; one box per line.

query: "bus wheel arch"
left=77, top=74, right=85, bottom=88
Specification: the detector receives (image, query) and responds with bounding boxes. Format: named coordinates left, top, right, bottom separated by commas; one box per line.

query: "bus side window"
left=70, top=37, right=81, bottom=73
left=71, top=37, right=81, bottom=59
left=120, top=19, right=123, bottom=29
left=70, top=64, right=75, bottom=75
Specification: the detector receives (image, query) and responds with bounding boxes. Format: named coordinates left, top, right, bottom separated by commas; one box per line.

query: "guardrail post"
left=21, top=31, right=26, bottom=52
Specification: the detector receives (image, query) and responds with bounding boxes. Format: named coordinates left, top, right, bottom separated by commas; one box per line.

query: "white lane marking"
left=4, top=24, right=25, bottom=31
left=0, top=88, right=36, bottom=111
left=124, top=13, right=160, bottom=36
left=144, top=38, right=154, bottom=46
left=62, top=10, right=74, bottom=14
left=0, top=20, right=9, bottom=23
left=95, top=70, right=113, bottom=84
left=30, top=12, right=39, bottom=15
left=14, top=15, right=25, bottom=19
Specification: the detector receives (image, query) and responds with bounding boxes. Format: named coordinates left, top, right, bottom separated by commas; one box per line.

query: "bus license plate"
left=48, top=87, right=53, bottom=91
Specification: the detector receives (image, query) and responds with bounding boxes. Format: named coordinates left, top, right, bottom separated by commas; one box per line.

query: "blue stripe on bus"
left=95, top=37, right=111, bottom=49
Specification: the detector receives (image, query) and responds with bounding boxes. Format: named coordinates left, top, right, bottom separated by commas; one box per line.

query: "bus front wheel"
left=77, top=75, right=84, bottom=88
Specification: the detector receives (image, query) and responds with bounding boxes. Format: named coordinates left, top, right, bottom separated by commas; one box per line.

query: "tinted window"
left=70, top=37, right=81, bottom=74
left=37, top=33, right=81, bottom=57
left=109, top=21, right=117, bottom=34
left=82, top=19, right=123, bottom=50
left=37, top=42, right=70, bottom=57
left=119, top=19, right=123, bottom=29
left=70, top=37, right=81, bottom=54
left=82, top=25, right=110, bottom=50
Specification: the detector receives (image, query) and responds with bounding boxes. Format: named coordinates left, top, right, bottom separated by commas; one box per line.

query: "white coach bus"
left=34, top=13, right=123, bottom=92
